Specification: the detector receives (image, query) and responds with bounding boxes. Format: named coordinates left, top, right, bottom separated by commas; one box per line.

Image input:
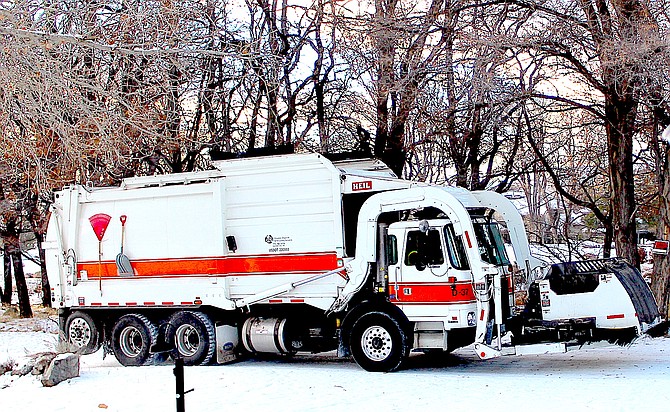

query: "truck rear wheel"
left=350, top=312, right=409, bottom=372
left=167, top=311, right=216, bottom=365
left=65, top=311, right=101, bottom=355
left=111, top=314, right=160, bottom=366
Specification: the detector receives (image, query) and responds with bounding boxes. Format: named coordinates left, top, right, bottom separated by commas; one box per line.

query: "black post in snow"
left=175, top=357, right=186, bottom=412
left=152, top=323, right=193, bottom=412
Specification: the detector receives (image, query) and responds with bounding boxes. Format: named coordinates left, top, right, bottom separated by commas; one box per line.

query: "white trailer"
left=44, top=154, right=660, bottom=371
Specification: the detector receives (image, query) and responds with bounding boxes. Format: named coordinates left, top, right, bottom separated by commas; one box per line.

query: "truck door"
left=391, top=226, right=445, bottom=313
left=388, top=224, right=474, bottom=317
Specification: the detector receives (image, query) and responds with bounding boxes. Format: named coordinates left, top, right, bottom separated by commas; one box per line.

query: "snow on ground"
left=1, top=320, right=669, bottom=412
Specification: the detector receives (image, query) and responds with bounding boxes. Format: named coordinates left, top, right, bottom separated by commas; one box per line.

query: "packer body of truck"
left=44, top=154, right=660, bottom=371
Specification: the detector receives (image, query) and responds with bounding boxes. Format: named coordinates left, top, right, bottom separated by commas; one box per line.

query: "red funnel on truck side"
left=89, top=213, right=111, bottom=241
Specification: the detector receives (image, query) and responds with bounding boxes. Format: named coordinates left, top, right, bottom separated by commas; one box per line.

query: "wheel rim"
left=175, top=324, right=200, bottom=357
left=119, top=326, right=144, bottom=358
left=68, top=317, right=92, bottom=348
left=361, top=325, right=393, bottom=361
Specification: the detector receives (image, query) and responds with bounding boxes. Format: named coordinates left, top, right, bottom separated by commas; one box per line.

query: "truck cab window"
left=386, top=234, right=398, bottom=265
left=444, top=225, right=470, bottom=270
left=404, top=229, right=444, bottom=267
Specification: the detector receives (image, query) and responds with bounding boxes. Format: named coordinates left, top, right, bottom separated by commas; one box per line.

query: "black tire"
left=65, top=311, right=102, bottom=355
left=349, top=311, right=409, bottom=372
left=111, top=314, right=160, bottom=366
left=166, top=311, right=216, bottom=366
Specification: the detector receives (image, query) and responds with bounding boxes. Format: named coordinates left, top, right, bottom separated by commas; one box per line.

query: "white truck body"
left=44, top=154, right=660, bottom=371
left=47, top=155, right=351, bottom=312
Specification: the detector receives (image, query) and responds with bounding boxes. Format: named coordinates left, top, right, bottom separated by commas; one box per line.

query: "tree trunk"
left=384, top=121, right=407, bottom=177
left=26, top=192, right=51, bottom=307
left=443, top=33, right=464, bottom=187
left=315, top=80, right=327, bottom=151
left=654, top=256, right=670, bottom=320
left=605, top=95, right=640, bottom=268
left=4, top=224, right=32, bottom=317
left=11, top=248, right=32, bottom=318
left=2, top=244, right=11, bottom=304
left=454, top=160, right=468, bottom=188
left=651, top=143, right=670, bottom=318
left=249, top=59, right=266, bottom=150
left=602, top=218, right=613, bottom=259
left=466, top=106, right=483, bottom=190
left=313, top=1, right=328, bottom=152
left=374, top=70, right=391, bottom=161
left=373, top=0, right=396, bottom=162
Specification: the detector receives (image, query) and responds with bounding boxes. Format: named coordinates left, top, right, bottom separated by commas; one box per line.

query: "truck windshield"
left=471, top=218, right=510, bottom=266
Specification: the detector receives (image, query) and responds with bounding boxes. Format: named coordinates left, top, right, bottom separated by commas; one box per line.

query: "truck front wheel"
left=111, top=314, right=159, bottom=366
left=65, top=311, right=101, bottom=355
left=167, top=311, right=216, bottom=365
left=349, top=312, right=409, bottom=372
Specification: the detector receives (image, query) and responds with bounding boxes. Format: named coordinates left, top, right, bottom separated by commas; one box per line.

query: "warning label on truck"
left=265, top=235, right=293, bottom=253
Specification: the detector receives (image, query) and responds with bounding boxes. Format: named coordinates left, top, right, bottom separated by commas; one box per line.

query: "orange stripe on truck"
left=76, top=252, right=339, bottom=279
left=390, top=283, right=476, bottom=304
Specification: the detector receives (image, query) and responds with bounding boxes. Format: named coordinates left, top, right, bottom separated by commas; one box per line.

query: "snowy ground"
left=1, top=314, right=669, bottom=412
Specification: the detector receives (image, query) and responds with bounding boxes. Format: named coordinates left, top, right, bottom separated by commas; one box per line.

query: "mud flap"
left=215, top=324, right=239, bottom=364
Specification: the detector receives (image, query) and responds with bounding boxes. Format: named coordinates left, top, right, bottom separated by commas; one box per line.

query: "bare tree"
left=334, top=0, right=457, bottom=176
left=510, top=0, right=669, bottom=268
left=521, top=102, right=614, bottom=256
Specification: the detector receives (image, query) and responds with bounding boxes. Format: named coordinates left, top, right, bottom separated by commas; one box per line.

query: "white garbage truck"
left=43, top=153, right=660, bottom=371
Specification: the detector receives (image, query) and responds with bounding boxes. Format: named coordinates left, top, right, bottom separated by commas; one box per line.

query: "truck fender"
left=338, top=300, right=412, bottom=357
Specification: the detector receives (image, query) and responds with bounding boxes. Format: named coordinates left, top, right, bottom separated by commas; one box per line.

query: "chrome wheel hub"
left=361, top=326, right=392, bottom=361
left=175, top=324, right=200, bottom=357
left=68, top=317, right=92, bottom=348
left=119, top=326, right=143, bottom=358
